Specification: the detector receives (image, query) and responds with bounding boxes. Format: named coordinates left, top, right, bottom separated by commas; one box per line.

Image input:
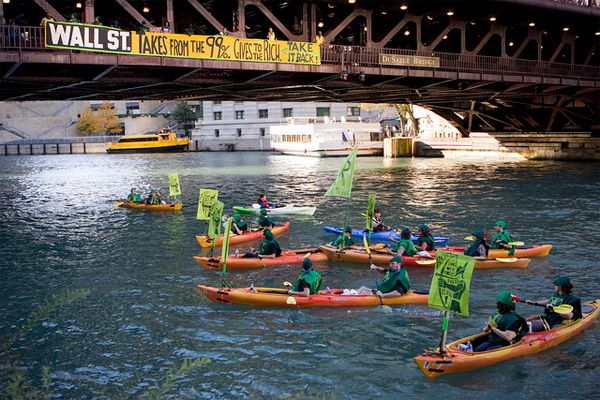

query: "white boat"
left=233, top=204, right=316, bottom=216
left=270, top=118, right=384, bottom=157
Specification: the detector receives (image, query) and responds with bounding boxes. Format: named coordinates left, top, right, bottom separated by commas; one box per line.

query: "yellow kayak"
left=114, top=200, right=182, bottom=211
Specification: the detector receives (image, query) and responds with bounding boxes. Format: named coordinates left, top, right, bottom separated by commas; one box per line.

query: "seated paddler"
left=231, top=213, right=248, bottom=235
left=489, top=219, right=515, bottom=256
left=127, top=188, right=141, bottom=203
left=464, top=230, right=489, bottom=258
left=528, top=276, right=582, bottom=332
left=348, top=256, right=411, bottom=297
left=258, top=208, right=276, bottom=229
left=145, top=189, right=163, bottom=205
left=243, top=229, right=282, bottom=259
left=475, top=290, right=528, bottom=352
left=389, top=227, right=418, bottom=257
left=287, top=258, right=323, bottom=297
left=257, top=193, right=274, bottom=209
left=329, top=225, right=355, bottom=248
left=372, top=208, right=391, bottom=232
left=415, top=224, right=435, bottom=255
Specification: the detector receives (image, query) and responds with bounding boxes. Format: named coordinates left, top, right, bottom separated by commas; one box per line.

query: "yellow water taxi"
left=106, top=130, right=190, bottom=153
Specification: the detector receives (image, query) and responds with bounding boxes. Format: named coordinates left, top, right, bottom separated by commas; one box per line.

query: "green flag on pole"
left=221, top=217, right=233, bottom=274
left=169, top=172, right=181, bottom=197
left=365, top=194, right=376, bottom=231
left=197, top=188, right=219, bottom=220
left=208, top=200, right=224, bottom=239
left=428, top=250, right=476, bottom=317
left=324, top=146, right=358, bottom=199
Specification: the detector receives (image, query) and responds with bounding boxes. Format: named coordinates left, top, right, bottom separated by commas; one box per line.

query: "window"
left=260, top=128, right=266, bottom=136
left=237, top=128, right=242, bottom=137
left=259, top=109, right=268, bottom=118
left=235, top=110, right=245, bottom=119
left=347, top=106, right=361, bottom=116
left=214, top=129, right=220, bottom=137
left=118, top=137, right=158, bottom=143
left=213, top=101, right=221, bottom=105
left=90, top=102, right=115, bottom=111
left=283, top=108, right=293, bottom=118
left=213, top=112, right=222, bottom=120
left=316, top=107, right=330, bottom=117
left=126, top=102, right=140, bottom=115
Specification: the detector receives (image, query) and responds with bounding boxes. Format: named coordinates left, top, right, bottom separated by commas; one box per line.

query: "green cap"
left=495, top=220, right=507, bottom=229
left=401, top=227, right=411, bottom=236
left=263, top=229, right=274, bottom=239
left=302, top=258, right=313, bottom=269
left=418, top=224, right=429, bottom=233
left=233, top=213, right=241, bottom=221
left=496, top=290, right=514, bottom=306
left=553, top=276, right=571, bottom=287
left=344, top=225, right=352, bottom=233
left=260, top=208, right=267, bottom=215
left=390, top=256, right=403, bottom=264
left=472, top=230, right=485, bottom=239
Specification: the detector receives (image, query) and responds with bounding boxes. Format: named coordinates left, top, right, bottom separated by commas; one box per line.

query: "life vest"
left=393, top=239, right=417, bottom=256
left=292, top=269, right=322, bottom=294
left=464, top=239, right=489, bottom=257
left=418, top=234, right=436, bottom=251
left=544, top=293, right=582, bottom=327
left=378, top=268, right=411, bottom=294
left=489, top=311, right=528, bottom=345
left=257, top=196, right=269, bottom=208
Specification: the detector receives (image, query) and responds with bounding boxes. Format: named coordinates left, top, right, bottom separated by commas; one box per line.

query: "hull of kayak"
left=197, top=285, right=428, bottom=307
left=323, top=226, right=449, bottom=247
left=114, top=201, right=182, bottom=211
left=415, top=300, right=600, bottom=377
left=195, top=222, right=290, bottom=248
left=233, top=205, right=316, bottom=216
left=194, top=249, right=329, bottom=270
left=442, top=245, right=552, bottom=258
left=320, top=246, right=531, bottom=269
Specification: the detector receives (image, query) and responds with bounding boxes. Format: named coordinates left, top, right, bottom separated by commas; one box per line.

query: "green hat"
left=496, top=290, right=514, bottom=306
left=553, top=276, right=571, bottom=287
left=302, top=258, right=313, bottom=269
left=400, top=227, right=411, bottom=236
left=260, top=208, right=267, bottom=215
left=344, top=225, right=352, bottom=233
left=472, top=230, right=485, bottom=239
left=263, top=229, right=274, bottom=239
left=233, top=213, right=241, bottom=221
left=390, top=256, right=403, bottom=264
left=418, top=224, right=429, bottom=233
left=495, top=220, right=507, bottom=229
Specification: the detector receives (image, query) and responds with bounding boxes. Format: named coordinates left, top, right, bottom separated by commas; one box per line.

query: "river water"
left=1, top=152, right=599, bottom=399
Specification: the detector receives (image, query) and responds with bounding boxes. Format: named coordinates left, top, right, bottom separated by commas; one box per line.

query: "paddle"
left=283, top=281, right=297, bottom=305
left=511, top=295, right=573, bottom=314
left=415, top=259, right=436, bottom=265
left=364, top=233, right=383, bottom=305
left=113, top=201, right=125, bottom=207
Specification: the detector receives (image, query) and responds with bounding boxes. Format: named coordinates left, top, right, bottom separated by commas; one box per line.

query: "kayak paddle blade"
left=496, top=257, right=518, bottom=262
left=286, top=296, right=297, bottom=305
left=415, top=259, right=436, bottom=265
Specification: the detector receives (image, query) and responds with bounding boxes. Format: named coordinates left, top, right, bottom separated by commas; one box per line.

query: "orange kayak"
left=320, top=245, right=531, bottom=269
left=195, top=222, right=290, bottom=248
left=447, top=244, right=552, bottom=258
left=197, top=285, right=429, bottom=307
left=114, top=200, right=182, bottom=211
left=193, top=248, right=329, bottom=270
left=415, top=299, right=600, bottom=377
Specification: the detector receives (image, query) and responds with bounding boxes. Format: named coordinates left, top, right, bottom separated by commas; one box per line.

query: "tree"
left=171, top=102, right=197, bottom=129
left=76, top=101, right=122, bottom=135
left=76, top=108, right=98, bottom=135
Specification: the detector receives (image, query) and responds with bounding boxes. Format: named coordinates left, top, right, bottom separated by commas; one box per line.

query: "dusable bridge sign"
left=44, top=21, right=321, bottom=65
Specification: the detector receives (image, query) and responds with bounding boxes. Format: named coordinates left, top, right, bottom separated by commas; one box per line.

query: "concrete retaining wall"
left=2, top=142, right=106, bottom=155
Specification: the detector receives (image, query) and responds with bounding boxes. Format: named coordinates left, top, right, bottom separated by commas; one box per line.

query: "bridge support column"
left=166, top=0, right=175, bottom=28
left=84, top=0, right=95, bottom=24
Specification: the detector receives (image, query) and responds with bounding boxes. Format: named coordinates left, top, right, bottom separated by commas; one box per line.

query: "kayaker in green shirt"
left=330, top=226, right=355, bottom=248
left=370, top=256, right=411, bottom=298
left=474, top=290, right=528, bottom=352
left=127, top=188, right=141, bottom=203
left=489, top=219, right=515, bottom=256
left=243, top=229, right=282, bottom=258
left=258, top=208, right=276, bottom=229
left=415, top=224, right=435, bottom=252
left=288, top=258, right=322, bottom=297
left=464, top=230, right=489, bottom=258
left=145, top=189, right=163, bottom=205
left=232, top=213, right=248, bottom=235
left=388, top=227, right=417, bottom=256
left=528, top=276, right=582, bottom=332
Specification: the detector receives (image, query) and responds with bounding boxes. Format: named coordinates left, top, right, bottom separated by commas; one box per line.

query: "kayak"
left=233, top=204, right=316, bottom=216
left=319, top=245, right=531, bottom=269
left=195, top=221, right=290, bottom=248
left=450, top=244, right=552, bottom=258
left=197, top=285, right=429, bottom=307
left=414, top=300, right=600, bottom=377
left=323, top=226, right=449, bottom=247
left=193, top=248, right=329, bottom=270
left=114, top=200, right=182, bottom=211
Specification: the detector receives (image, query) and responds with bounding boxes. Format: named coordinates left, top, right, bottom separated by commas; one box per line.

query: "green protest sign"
left=365, top=194, right=376, bottom=231
left=428, top=251, right=476, bottom=317
left=324, top=146, right=358, bottom=199
left=197, top=189, right=219, bottom=220
left=169, top=172, right=181, bottom=197
left=207, top=200, right=224, bottom=239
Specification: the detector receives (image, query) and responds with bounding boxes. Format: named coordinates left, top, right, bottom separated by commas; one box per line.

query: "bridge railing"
left=1, top=26, right=598, bottom=80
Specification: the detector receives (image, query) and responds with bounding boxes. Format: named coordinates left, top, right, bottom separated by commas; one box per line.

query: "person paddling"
left=243, top=229, right=282, bottom=259
left=145, top=189, right=163, bottom=205
left=232, top=213, right=248, bottom=235
left=287, top=258, right=322, bottom=297
left=464, top=230, right=489, bottom=258
left=372, top=208, right=391, bottom=232
left=474, top=290, right=528, bottom=352
left=388, top=227, right=418, bottom=257
left=369, top=256, right=411, bottom=298
left=258, top=208, right=276, bottom=229
left=127, top=188, right=141, bottom=203
left=528, top=276, right=582, bottom=332
left=330, top=225, right=355, bottom=248
left=257, top=194, right=274, bottom=209
left=415, top=224, right=436, bottom=255
left=489, top=220, right=515, bottom=256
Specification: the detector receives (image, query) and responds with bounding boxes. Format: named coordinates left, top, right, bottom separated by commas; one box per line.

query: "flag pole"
left=439, top=311, right=450, bottom=356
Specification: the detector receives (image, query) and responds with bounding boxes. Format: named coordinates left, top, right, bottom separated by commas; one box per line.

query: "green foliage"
left=140, top=357, right=211, bottom=399
left=171, top=102, right=197, bottom=127
left=76, top=101, right=122, bottom=135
